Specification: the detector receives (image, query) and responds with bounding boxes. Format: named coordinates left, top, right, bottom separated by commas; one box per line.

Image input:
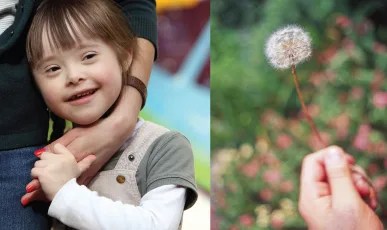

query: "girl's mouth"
left=68, top=89, right=97, bottom=102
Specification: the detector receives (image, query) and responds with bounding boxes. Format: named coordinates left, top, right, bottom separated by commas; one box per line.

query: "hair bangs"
left=27, top=0, right=137, bottom=71
left=27, top=1, right=106, bottom=68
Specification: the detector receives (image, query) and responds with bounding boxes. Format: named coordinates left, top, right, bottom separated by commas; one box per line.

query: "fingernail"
left=326, top=147, right=343, bottom=164
left=34, top=148, right=45, bottom=157
left=21, top=197, right=29, bottom=206
left=26, top=184, right=35, bottom=193
left=371, top=200, right=378, bottom=210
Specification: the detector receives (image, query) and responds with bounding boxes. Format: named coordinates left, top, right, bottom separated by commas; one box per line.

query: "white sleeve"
left=48, top=178, right=186, bottom=230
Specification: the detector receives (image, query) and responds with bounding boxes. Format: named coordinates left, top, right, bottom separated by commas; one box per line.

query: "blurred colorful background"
left=211, top=0, right=387, bottom=229
left=142, top=0, right=210, bottom=229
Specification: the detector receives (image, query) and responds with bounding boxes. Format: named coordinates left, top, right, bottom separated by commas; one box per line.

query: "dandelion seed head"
left=265, top=25, right=312, bottom=69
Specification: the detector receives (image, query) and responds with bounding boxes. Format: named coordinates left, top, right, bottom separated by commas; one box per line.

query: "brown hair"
left=26, top=0, right=137, bottom=75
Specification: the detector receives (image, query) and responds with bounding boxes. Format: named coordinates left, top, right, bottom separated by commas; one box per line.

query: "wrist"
left=125, top=75, right=147, bottom=110
left=109, top=88, right=141, bottom=138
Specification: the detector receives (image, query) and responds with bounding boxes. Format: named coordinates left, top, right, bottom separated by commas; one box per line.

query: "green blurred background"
left=211, top=0, right=387, bottom=229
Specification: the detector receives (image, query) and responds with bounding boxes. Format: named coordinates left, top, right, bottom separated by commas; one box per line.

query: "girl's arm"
left=49, top=182, right=186, bottom=230
left=30, top=144, right=186, bottom=229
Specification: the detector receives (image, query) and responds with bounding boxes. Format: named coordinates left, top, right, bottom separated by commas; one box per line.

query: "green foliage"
left=211, top=0, right=387, bottom=229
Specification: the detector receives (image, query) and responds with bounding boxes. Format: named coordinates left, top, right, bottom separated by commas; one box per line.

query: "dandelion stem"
left=291, top=65, right=326, bottom=147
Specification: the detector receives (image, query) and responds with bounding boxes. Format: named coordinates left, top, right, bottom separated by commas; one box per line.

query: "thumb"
left=53, top=143, right=73, bottom=156
left=324, top=146, right=359, bottom=208
left=45, top=129, right=79, bottom=152
left=77, top=155, right=96, bottom=173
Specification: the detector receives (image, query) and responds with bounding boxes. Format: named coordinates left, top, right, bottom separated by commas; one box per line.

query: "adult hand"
left=299, top=146, right=383, bottom=230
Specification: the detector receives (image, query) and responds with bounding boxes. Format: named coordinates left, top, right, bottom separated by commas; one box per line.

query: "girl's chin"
left=71, top=115, right=101, bottom=126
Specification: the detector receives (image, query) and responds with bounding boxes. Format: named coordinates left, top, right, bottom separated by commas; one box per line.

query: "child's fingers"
left=39, top=152, right=55, bottom=160
left=77, top=155, right=96, bottom=173
left=30, top=167, right=43, bottom=179
left=34, top=160, right=46, bottom=168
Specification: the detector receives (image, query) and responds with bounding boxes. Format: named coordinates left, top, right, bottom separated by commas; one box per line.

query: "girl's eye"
left=46, top=66, right=60, bottom=73
left=83, top=53, right=97, bottom=61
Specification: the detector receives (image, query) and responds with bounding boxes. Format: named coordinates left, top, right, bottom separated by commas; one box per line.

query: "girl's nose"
left=66, top=69, right=85, bottom=85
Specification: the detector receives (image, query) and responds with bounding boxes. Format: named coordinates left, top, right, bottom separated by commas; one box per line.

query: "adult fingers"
left=354, top=176, right=370, bottom=197
left=344, top=154, right=355, bottom=165
left=21, top=189, right=48, bottom=206
left=77, top=166, right=97, bottom=185
left=299, top=148, right=327, bottom=218
left=369, top=187, right=378, bottom=210
left=77, top=155, right=96, bottom=174
left=25, top=179, right=41, bottom=193
left=324, top=146, right=360, bottom=208
left=300, top=148, right=328, bottom=198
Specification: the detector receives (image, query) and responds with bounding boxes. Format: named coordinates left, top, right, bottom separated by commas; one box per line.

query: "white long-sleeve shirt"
left=48, top=179, right=186, bottom=230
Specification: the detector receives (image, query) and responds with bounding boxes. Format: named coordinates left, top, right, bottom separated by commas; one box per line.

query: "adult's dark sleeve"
left=116, top=0, right=158, bottom=59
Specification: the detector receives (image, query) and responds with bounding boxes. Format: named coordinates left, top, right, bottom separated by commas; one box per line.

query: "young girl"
left=0, top=0, right=155, bottom=228
left=26, top=0, right=197, bottom=229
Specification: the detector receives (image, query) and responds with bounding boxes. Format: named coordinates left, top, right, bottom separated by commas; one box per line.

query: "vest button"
left=116, top=175, right=126, bottom=184
left=128, top=154, right=135, bottom=161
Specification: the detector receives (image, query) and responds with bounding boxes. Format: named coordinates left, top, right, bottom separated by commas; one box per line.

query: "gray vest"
left=53, top=121, right=183, bottom=229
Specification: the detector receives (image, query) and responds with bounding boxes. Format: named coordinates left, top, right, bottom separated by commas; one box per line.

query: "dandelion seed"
left=265, top=25, right=312, bottom=69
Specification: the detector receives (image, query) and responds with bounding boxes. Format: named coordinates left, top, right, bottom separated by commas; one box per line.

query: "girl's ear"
left=122, top=49, right=133, bottom=73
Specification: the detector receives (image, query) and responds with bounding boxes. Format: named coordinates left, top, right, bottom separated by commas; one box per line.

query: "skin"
left=21, top=37, right=154, bottom=204
left=23, top=26, right=131, bottom=201
left=31, top=143, right=95, bottom=201
left=33, top=33, right=125, bottom=126
left=298, top=146, right=383, bottom=230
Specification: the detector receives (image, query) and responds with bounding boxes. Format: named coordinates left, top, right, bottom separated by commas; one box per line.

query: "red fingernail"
left=34, top=148, right=45, bottom=157
left=21, top=197, right=29, bottom=206
left=26, top=184, right=35, bottom=193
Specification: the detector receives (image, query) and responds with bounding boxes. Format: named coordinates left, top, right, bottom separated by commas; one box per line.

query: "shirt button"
left=116, top=175, right=126, bottom=184
left=10, top=30, right=14, bottom=36
left=128, top=154, right=135, bottom=161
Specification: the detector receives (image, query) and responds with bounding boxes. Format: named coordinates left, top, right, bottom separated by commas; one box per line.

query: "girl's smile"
left=33, top=31, right=123, bottom=126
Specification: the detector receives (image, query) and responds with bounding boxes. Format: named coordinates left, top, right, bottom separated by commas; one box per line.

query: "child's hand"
left=29, top=144, right=96, bottom=201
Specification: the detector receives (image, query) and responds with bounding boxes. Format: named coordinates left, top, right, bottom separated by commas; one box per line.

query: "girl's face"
left=33, top=31, right=123, bottom=125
